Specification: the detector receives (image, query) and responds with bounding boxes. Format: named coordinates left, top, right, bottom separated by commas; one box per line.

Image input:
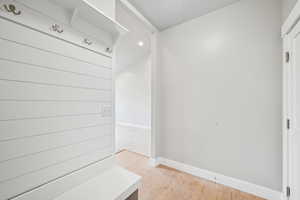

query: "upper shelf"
left=52, top=0, right=129, bottom=38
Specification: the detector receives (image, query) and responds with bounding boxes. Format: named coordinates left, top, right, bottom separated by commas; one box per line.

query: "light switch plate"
left=101, top=105, right=112, bottom=117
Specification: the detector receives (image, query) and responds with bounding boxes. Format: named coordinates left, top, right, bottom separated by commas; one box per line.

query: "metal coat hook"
left=105, top=47, right=112, bottom=53
left=83, top=38, right=92, bottom=45
left=50, top=24, right=64, bottom=33
left=3, top=4, right=21, bottom=15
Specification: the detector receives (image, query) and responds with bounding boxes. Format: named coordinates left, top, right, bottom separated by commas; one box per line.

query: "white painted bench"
left=54, top=167, right=141, bottom=200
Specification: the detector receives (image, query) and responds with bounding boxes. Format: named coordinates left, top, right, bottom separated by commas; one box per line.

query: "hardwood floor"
left=116, top=150, right=265, bottom=200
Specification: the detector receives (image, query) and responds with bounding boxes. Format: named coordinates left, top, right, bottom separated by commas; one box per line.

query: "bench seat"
left=54, top=167, right=141, bottom=200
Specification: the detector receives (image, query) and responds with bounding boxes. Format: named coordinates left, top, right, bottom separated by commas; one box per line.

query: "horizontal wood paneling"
left=0, top=115, right=111, bottom=141
left=0, top=12, right=114, bottom=199
left=0, top=59, right=111, bottom=90
left=0, top=102, right=109, bottom=121
left=0, top=149, right=114, bottom=200
left=0, top=80, right=112, bottom=102
left=0, top=136, right=112, bottom=183
left=0, top=125, right=112, bottom=163
left=0, top=39, right=112, bottom=79
left=0, top=18, right=112, bottom=67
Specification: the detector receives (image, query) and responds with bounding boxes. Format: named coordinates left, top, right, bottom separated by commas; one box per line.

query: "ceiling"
left=127, top=0, right=241, bottom=30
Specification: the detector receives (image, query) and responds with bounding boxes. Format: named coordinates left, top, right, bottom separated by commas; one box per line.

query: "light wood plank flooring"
left=116, top=150, right=265, bottom=200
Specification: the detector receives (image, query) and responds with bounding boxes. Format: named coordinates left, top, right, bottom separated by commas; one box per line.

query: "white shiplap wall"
left=0, top=11, right=114, bottom=200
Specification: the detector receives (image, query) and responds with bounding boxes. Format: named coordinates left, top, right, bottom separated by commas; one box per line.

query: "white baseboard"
left=148, top=158, right=159, bottom=167
left=116, top=122, right=151, bottom=130
left=156, top=157, right=282, bottom=200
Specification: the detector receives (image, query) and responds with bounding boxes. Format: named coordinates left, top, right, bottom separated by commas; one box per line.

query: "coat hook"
left=3, top=4, right=21, bottom=15
left=83, top=38, right=92, bottom=45
left=105, top=47, right=112, bottom=53
left=50, top=24, right=63, bottom=33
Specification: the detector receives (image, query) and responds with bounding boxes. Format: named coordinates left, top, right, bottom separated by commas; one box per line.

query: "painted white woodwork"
left=282, top=1, right=300, bottom=199
left=0, top=80, right=112, bottom=103
left=0, top=116, right=111, bottom=141
left=0, top=0, right=127, bottom=56
left=282, top=0, right=300, bottom=36
left=119, top=0, right=157, bottom=33
left=282, top=28, right=291, bottom=200
left=51, top=0, right=127, bottom=37
left=0, top=137, right=112, bottom=182
left=150, top=32, right=158, bottom=159
left=0, top=38, right=112, bottom=76
left=0, top=102, right=107, bottom=120
left=84, top=0, right=116, bottom=20
left=54, top=167, right=141, bottom=200
left=0, top=14, right=113, bottom=65
left=12, top=154, right=115, bottom=200
left=0, top=60, right=112, bottom=90
left=0, top=0, right=123, bottom=198
left=283, top=15, right=300, bottom=200
left=0, top=125, right=112, bottom=162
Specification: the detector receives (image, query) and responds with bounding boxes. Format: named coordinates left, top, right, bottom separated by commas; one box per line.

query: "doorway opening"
left=114, top=0, right=154, bottom=158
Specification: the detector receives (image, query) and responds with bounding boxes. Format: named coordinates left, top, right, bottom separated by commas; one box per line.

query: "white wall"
left=282, top=0, right=298, bottom=22
left=115, top=57, right=151, bottom=156
left=116, top=123, right=151, bottom=156
left=115, top=2, right=152, bottom=156
left=115, top=57, right=151, bottom=127
left=157, top=0, right=282, bottom=191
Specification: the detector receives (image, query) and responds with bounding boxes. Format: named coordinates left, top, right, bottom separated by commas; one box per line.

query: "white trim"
left=150, top=32, right=158, bottom=160
left=112, top=35, right=121, bottom=155
left=282, top=18, right=300, bottom=200
left=281, top=2, right=300, bottom=199
left=116, top=122, right=151, bottom=130
left=118, top=0, right=158, bottom=33
left=148, top=158, right=159, bottom=167
left=155, top=157, right=282, bottom=200
left=282, top=0, right=300, bottom=36
left=282, top=34, right=291, bottom=200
